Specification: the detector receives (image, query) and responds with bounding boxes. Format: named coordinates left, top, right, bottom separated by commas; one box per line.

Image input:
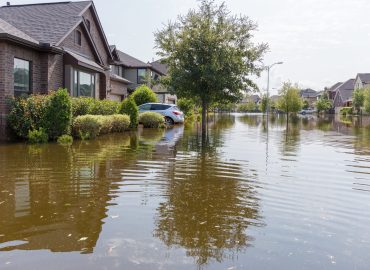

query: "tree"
left=131, top=85, right=158, bottom=106
left=276, top=82, right=303, bottom=115
left=302, top=100, right=310, bottom=110
left=352, top=88, right=365, bottom=115
left=155, top=0, right=267, bottom=137
left=259, top=94, right=268, bottom=113
left=316, top=98, right=331, bottom=114
left=177, top=97, right=195, bottom=117
left=364, top=88, right=370, bottom=114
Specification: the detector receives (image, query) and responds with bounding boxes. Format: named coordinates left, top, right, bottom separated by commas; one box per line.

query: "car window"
left=151, top=104, right=170, bottom=110
left=139, top=104, right=151, bottom=110
left=173, top=106, right=180, bottom=111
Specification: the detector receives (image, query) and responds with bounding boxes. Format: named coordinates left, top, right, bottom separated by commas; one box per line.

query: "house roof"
left=335, top=78, right=355, bottom=103
left=0, top=18, right=39, bottom=44
left=300, top=88, right=317, bottom=98
left=64, top=48, right=104, bottom=72
left=357, top=73, right=370, bottom=84
left=0, top=1, right=91, bottom=45
left=110, top=73, right=131, bottom=84
left=150, top=59, right=167, bottom=75
left=114, top=49, right=151, bottom=68
left=328, top=82, right=342, bottom=92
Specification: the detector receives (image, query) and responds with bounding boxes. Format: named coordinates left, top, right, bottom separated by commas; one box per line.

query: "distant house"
left=150, top=59, right=177, bottom=104
left=328, top=82, right=343, bottom=101
left=354, top=73, right=370, bottom=90
left=240, top=94, right=260, bottom=105
left=333, top=79, right=355, bottom=109
left=300, top=88, right=318, bottom=106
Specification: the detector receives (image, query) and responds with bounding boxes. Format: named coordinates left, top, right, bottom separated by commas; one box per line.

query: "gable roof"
left=300, top=88, right=317, bottom=98
left=356, top=73, right=370, bottom=84
left=150, top=59, right=167, bottom=75
left=0, top=18, right=39, bottom=44
left=334, top=78, right=355, bottom=103
left=0, top=1, right=91, bottom=45
left=328, top=82, right=343, bottom=92
left=114, top=49, right=151, bottom=68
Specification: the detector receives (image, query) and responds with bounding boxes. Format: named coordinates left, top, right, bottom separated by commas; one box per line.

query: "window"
left=73, top=69, right=95, bottom=97
left=139, top=104, right=151, bottom=111
left=75, top=30, right=82, bottom=46
left=86, top=19, right=91, bottom=32
left=14, top=58, right=31, bottom=93
left=151, top=104, right=170, bottom=110
left=110, top=65, right=123, bottom=77
left=137, top=69, right=146, bottom=84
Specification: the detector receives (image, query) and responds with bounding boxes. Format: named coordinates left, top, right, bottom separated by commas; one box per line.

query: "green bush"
left=7, top=94, right=49, bottom=139
left=131, top=85, right=158, bottom=106
left=139, top=112, right=165, bottom=128
left=111, top=114, right=130, bottom=132
left=119, top=97, right=139, bottom=128
left=71, top=97, right=94, bottom=117
left=43, top=89, right=72, bottom=140
left=57, top=134, right=73, bottom=145
left=97, top=116, right=113, bottom=134
left=72, top=115, right=101, bottom=139
left=89, top=99, right=120, bottom=115
left=340, top=107, right=353, bottom=116
left=28, top=128, right=48, bottom=144
left=177, top=98, right=194, bottom=117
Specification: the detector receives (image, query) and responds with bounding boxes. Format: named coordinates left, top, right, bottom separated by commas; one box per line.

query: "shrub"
left=89, top=99, right=120, bottom=115
left=131, top=85, right=158, bottom=106
left=71, top=97, right=94, bottom=117
left=28, top=128, right=48, bottom=144
left=43, top=89, right=72, bottom=140
left=364, top=88, right=370, bottom=114
left=340, top=107, right=353, bottom=116
left=7, top=94, right=49, bottom=139
left=97, top=116, right=113, bottom=134
left=139, top=112, right=165, bottom=128
left=72, top=115, right=101, bottom=139
left=111, top=114, right=130, bottom=132
left=177, top=98, right=194, bottom=117
left=119, top=97, right=139, bottom=128
left=57, top=134, right=73, bottom=145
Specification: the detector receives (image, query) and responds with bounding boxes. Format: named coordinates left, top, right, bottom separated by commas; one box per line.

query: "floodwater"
left=1, top=114, right=370, bottom=270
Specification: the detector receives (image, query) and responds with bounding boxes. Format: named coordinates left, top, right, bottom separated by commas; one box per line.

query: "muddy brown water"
left=1, top=114, right=370, bottom=270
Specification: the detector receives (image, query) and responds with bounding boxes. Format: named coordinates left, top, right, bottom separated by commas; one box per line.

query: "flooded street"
left=1, top=114, right=370, bottom=269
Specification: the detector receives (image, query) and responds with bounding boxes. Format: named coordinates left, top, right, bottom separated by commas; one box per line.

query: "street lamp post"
left=265, top=62, right=283, bottom=117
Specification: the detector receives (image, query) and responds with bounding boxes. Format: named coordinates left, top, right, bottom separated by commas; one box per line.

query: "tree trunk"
left=201, top=99, right=207, bottom=139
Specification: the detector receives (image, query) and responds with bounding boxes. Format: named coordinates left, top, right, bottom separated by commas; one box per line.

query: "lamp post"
left=265, top=61, right=283, bottom=117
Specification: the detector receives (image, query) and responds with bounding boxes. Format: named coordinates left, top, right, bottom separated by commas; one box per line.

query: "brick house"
left=300, top=88, right=318, bottom=107
left=109, top=46, right=177, bottom=104
left=0, top=1, right=129, bottom=140
left=333, top=79, right=355, bottom=110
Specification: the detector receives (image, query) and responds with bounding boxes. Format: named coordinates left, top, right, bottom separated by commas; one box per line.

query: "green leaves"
left=277, top=82, right=303, bottom=114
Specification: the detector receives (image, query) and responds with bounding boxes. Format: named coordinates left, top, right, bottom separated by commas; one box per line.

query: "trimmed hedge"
left=111, top=114, right=130, bottom=132
left=131, top=85, right=158, bottom=106
left=139, top=112, right=165, bottom=128
left=71, top=97, right=120, bottom=117
left=119, top=97, right=138, bottom=128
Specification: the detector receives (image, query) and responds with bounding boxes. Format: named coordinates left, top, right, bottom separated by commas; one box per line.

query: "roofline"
left=1, top=1, right=72, bottom=8
left=0, top=33, right=63, bottom=53
left=150, top=66, right=166, bottom=76
left=55, top=18, right=82, bottom=46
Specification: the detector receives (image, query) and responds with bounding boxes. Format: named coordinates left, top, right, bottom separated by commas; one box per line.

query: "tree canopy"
left=155, top=0, right=268, bottom=135
left=276, top=82, right=303, bottom=114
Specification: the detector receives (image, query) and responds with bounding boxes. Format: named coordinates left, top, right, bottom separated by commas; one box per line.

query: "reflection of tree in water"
left=280, top=116, right=301, bottom=155
left=153, top=116, right=263, bottom=267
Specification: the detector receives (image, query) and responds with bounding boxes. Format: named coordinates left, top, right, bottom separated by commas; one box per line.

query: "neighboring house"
left=328, top=82, right=343, bottom=101
left=0, top=1, right=114, bottom=139
left=333, top=79, right=355, bottom=109
left=354, top=73, right=370, bottom=90
left=150, top=59, right=177, bottom=104
left=240, top=94, right=260, bottom=105
left=300, top=88, right=317, bottom=106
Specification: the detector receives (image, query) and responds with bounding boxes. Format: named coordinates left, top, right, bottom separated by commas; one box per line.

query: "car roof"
left=140, top=103, right=176, bottom=106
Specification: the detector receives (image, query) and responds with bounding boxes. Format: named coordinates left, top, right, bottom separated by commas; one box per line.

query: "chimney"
left=6, top=2, right=10, bottom=6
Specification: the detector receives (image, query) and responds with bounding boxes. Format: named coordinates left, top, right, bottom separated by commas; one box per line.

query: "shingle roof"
left=329, top=82, right=343, bottom=92
left=0, top=18, right=38, bottom=44
left=336, top=79, right=355, bottom=103
left=110, top=73, right=131, bottom=84
left=150, top=59, right=167, bottom=75
left=357, top=73, right=370, bottom=84
left=300, top=88, right=317, bottom=98
left=114, top=49, right=150, bottom=68
left=0, top=1, right=91, bottom=45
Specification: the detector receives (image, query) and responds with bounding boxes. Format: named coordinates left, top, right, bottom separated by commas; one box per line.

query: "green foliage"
left=276, top=82, right=303, bottom=114
left=71, top=97, right=120, bottom=117
left=340, top=107, right=353, bottom=116
left=214, top=102, right=236, bottom=112
left=43, top=89, right=72, bottom=140
left=71, top=97, right=94, bottom=117
left=28, top=128, right=48, bottom=144
left=72, top=115, right=101, bottom=140
left=7, top=94, right=49, bottom=139
left=259, top=94, right=268, bottom=113
left=57, top=134, right=73, bottom=145
left=316, top=97, right=332, bottom=113
left=119, top=97, right=139, bottom=128
left=110, top=114, right=131, bottom=132
left=302, top=100, right=310, bottom=110
left=238, top=101, right=257, bottom=112
left=352, top=88, right=365, bottom=114
left=131, top=85, right=158, bottom=106
left=97, top=115, right=113, bottom=134
left=155, top=0, right=267, bottom=132
left=364, top=88, right=370, bottom=114
left=139, top=112, right=165, bottom=128
left=177, top=98, right=195, bottom=117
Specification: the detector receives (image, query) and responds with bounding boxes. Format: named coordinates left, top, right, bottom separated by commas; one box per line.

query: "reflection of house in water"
left=0, top=142, right=123, bottom=253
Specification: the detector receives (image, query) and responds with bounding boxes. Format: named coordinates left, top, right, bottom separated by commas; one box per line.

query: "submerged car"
left=138, top=103, right=184, bottom=125
left=299, top=109, right=317, bottom=115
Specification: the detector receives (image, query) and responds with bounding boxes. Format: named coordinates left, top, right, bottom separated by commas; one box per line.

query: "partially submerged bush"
left=57, top=134, right=73, bottom=145
left=97, top=115, right=113, bottom=134
left=111, top=114, right=130, bottom=132
left=43, top=89, right=72, bottom=140
left=28, top=128, right=48, bottom=144
left=340, top=107, right=353, bottom=116
left=177, top=98, right=194, bottom=117
left=72, top=115, right=101, bottom=140
left=139, top=112, right=165, bottom=128
left=131, top=85, right=158, bottom=106
left=119, top=97, right=138, bottom=128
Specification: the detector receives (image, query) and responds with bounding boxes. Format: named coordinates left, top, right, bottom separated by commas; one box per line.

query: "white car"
left=138, top=103, right=184, bottom=125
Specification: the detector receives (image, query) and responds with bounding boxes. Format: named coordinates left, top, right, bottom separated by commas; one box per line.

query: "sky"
left=2, top=0, right=370, bottom=95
